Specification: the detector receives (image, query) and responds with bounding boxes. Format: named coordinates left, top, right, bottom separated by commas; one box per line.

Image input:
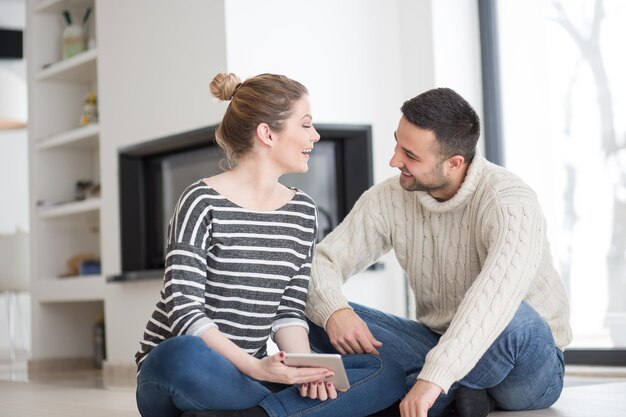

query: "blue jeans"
left=308, top=302, right=564, bottom=417
left=136, top=335, right=405, bottom=417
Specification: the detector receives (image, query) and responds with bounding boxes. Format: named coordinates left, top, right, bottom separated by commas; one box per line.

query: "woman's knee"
left=140, top=336, right=214, bottom=385
left=345, top=354, right=406, bottom=395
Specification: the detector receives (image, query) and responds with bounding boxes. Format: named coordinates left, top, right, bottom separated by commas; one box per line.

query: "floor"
left=1, top=358, right=625, bottom=417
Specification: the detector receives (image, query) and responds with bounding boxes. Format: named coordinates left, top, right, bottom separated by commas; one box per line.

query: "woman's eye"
left=303, top=125, right=312, bottom=129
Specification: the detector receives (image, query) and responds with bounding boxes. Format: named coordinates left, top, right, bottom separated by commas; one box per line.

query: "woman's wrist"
left=241, top=355, right=263, bottom=379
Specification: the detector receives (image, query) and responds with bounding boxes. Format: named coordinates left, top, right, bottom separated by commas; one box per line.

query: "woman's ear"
left=256, top=123, right=275, bottom=147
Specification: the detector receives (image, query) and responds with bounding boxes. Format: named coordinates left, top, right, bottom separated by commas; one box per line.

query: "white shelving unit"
left=36, top=48, right=97, bottom=82
left=35, top=123, right=99, bottom=151
left=37, top=275, right=105, bottom=303
left=37, top=197, right=101, bottom=219
left=26, top=0, right=105, bottom=366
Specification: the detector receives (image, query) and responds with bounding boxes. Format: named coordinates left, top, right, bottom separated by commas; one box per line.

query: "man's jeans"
left=308, top=302, right=564, bottom=416
left=136, top=335, right=405, bottom=417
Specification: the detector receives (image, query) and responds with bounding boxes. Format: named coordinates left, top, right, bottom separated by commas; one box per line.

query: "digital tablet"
left=283, top=353, right=350, bottom=391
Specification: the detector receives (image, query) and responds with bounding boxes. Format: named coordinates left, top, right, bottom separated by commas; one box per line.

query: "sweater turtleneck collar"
left=415, top=155, right=486, bottom=213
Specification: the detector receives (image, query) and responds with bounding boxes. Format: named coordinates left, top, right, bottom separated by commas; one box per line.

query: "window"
left=481, top=0, right=626, bottom=361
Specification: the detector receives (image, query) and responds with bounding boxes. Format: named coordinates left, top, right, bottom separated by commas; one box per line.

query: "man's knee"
left=490, top=376, right=563, bottom=411
left=501, top=301, right=552, bottom=340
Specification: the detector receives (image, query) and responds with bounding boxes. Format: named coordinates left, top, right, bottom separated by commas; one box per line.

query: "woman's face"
left=271, top=95, right=320, bottom=174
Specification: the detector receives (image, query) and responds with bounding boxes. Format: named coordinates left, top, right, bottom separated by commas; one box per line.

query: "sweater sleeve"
left=163, top=187, right=218, bottom=337
left=418, top=201, right=546, bottom=393
left=306, top=183, right=393, bottom=328
left=271, top=248, right=313, bottom=337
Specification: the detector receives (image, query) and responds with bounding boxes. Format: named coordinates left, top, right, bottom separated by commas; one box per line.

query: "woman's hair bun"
left=210, top=73, right=242, bottom=101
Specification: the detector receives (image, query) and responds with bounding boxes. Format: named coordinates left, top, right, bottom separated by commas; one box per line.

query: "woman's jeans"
left=308, top=301, right=565, bottom=417
left=136, top=335, right=405, bottom=417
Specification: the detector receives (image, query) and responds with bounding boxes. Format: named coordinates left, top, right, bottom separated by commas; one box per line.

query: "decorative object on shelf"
left=75, top=180, right=100, bottom=201
left=35, top=199, right=63, bottom=208
left=61, top=8, right=91, bottom=59
left=79, top=259, right=101, bottom=275
left=79, top=91, right=98, bottom=126
left=61, top=253, right=100, bottom=278
left=93, top=314, right=106, bottom=369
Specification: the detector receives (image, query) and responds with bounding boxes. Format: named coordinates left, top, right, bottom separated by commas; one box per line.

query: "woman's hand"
left=248, top=351, right=334, bottom=385
left=299, top=380, right=340, bottom=400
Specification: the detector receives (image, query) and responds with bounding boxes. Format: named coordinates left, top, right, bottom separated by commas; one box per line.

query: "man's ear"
left=256, top=123, right=274, bottom=147
left=447, top=155, right=465, bottom=172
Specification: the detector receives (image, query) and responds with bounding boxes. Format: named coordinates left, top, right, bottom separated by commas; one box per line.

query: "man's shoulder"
left=477, top=161, right=540, bottom=206
left=361, top=175, right=408, bottom=201
left=370, top=174, right=409, bottom=192
left=481, top=161, right=533, bottom=192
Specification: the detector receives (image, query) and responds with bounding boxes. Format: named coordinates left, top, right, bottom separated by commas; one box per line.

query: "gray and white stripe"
left=136, top=180, right=317, bottom=370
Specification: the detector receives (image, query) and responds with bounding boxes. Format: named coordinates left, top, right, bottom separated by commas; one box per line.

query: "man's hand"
left=326, top=308, right=382, bottom=355
left=399, top=379, right=443, bottom=417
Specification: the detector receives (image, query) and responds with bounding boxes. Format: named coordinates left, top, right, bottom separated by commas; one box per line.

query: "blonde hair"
left=209, top=73, right=308, bottom=167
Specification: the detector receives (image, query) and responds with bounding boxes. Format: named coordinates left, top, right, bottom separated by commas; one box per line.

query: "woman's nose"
left=311, top=127, right=321, bottom=142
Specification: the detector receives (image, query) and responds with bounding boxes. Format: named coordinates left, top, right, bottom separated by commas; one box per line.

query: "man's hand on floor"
left=400, top=379, right=442, bottom=417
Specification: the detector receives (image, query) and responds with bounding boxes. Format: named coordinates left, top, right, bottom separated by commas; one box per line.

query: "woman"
left=135, top=72, right=404, bottom=417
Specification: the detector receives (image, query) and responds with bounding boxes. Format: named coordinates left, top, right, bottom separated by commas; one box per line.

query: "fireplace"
left=110, top=124, right=373, bottom=282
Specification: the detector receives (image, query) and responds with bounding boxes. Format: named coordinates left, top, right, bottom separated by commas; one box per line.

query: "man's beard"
left=398, top=163, right=448, bottom=193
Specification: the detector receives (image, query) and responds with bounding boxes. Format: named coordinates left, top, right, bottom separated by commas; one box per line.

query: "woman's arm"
left=273, top=326, right=311, bottom=353
left=200, top=327, right=330, bottom=385
left=273, top=325, right=340, bottom=400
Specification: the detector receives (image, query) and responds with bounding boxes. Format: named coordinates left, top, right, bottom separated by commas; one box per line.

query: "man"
left=305, top=88, right=572, bottom=417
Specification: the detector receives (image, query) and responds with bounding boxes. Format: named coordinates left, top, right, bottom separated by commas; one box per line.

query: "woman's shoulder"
left=179, top=179, right=219, bottom=200
left=173, top=179, right=225, bottom=214
left=288, top=188, right=318, bottom=212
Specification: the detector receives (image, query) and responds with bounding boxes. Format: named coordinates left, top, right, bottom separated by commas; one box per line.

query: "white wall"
left=96, top=0, right=483, bottom=366
left=223, top=0, right=483, bottom=319
left=431, top=0, right=484, bottom=116
left=0, top=0, right=31, bottom=355
left=0, top=0, right=28, bottom=234
left=224, top=0, right=410, bottom=317
left=21, top=0, right=483, bottom=366
left=96, top=0, right=229, bottom=365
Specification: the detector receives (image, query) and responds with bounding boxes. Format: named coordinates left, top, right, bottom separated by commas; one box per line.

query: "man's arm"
left=305, top=182, right=394, bottom=350
left=419, top=202, right=546, bottom=393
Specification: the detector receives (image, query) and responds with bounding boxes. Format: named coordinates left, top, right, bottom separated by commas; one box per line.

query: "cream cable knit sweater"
left=306, top=156, right=572, bottom=393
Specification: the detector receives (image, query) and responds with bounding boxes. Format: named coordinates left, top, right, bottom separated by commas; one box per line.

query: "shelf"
left=38, top=197, right=101, bottom=219
left=34, top=275, right=105, bottom=303
left=36, top=48, right=97, bottom=83
left=36, top=123, right=99, bottom=151
left=34, top=0, right=93, bottom=14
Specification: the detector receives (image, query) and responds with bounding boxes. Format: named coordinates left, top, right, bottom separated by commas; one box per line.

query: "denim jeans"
left=308, top=301, right=564, bottom=417
left=136, top=335, right=405, bottom=417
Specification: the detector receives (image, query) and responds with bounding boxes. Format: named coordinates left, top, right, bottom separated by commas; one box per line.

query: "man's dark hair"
left=401, top=88, right=480, bottom=162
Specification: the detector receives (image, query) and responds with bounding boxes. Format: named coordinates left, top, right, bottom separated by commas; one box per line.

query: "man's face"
left=389, top=116, right=450, bottom=194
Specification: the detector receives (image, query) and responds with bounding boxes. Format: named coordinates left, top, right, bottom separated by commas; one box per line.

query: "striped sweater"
left=135, top=180, right=318, bottom=371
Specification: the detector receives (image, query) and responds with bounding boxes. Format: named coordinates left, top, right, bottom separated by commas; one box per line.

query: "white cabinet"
left=26, top=0, right=104, bottom=365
